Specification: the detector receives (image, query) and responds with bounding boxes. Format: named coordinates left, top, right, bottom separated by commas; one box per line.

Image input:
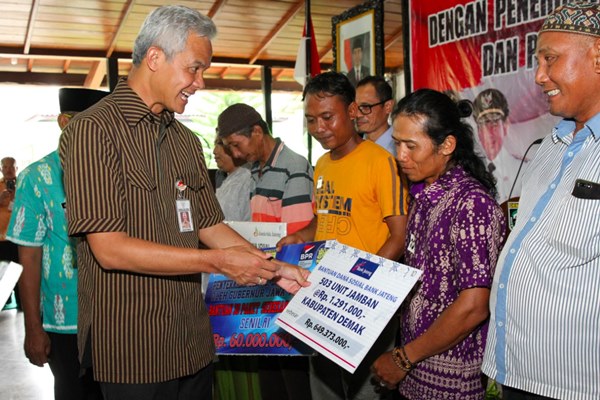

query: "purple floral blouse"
left=398, top=165, right=506, bottom=400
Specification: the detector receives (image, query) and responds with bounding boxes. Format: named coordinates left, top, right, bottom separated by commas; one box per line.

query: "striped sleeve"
left=60, top=117, right=126, bottom=236
left=281, top=160, right=314, bottom=233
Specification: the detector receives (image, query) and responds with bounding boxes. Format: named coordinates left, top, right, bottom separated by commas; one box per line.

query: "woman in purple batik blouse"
left=372, top=88, right=506, bottom=400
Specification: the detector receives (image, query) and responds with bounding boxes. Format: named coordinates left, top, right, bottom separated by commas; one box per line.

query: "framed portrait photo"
left=332, top=0, right=384, bottom=87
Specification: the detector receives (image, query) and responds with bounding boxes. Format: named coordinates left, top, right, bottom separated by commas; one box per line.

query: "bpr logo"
left=300, top=244, right=315, bottom=261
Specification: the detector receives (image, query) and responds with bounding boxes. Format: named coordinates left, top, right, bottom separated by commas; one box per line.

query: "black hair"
left=352, top=37, right=363, bottom=50
left=392, top=88, right=497, bottom=198
left=356, top=75, right=393, bottom=102
left=302, top=71, right=355, bottom=107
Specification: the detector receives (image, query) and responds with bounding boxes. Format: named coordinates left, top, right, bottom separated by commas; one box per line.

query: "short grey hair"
left=132, top=5, right=217, bottom=66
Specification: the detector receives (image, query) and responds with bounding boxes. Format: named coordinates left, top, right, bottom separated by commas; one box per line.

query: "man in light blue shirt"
left=7, top=88, right=107, bottom=400
left=355, top=76, right=396, bottom=155
left=482, top=3, right=600, bottom=399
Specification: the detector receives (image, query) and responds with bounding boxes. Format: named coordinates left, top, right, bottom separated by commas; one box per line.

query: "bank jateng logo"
left=349, top=258, right=378, bottom=280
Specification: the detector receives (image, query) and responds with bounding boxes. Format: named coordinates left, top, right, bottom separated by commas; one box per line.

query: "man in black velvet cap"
left=6, top=87, right=108, bottom=400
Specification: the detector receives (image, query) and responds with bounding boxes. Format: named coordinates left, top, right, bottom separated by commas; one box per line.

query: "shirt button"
left=499, top=283, right=505, bottom=289
left=510, top=248, right=516, bottom=254
left=530, top=217, right=537, bottom=222
left=550, top=183, right=556, bottom=189
left=568, top=151, right=574, bottom=157
left=498, top=321, right=504, bottom=327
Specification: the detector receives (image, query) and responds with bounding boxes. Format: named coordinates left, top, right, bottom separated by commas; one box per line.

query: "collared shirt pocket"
left=544, top=194, right=600, bottom=266
left=126, top=168, right=157, bottom=192
left=181, top=172, right=206, bottom=193
left=179, top=172, right=214, bottom=220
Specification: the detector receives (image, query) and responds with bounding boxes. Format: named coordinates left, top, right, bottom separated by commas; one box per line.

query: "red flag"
left=294, top=15, right=321, bottom=86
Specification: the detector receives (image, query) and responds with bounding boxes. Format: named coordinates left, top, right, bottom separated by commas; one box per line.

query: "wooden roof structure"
left=0, top=0, right=405, bottom=90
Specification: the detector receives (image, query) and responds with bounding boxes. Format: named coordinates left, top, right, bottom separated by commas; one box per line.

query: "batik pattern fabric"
left=399, top=165, right=505, bottom=400
left=6, top=151, right=78, bottom=333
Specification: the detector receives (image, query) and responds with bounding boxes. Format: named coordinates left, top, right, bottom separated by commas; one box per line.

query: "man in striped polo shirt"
left=218, top=103, right=314, bottom=234
left=59, top=5, right=309, bottom=399
left=217, top=103, right=314, bottom=400
left=482, top=2, right=600, bottom=399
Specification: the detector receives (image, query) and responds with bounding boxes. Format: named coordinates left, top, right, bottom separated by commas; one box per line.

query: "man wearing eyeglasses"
left=355, top=76, right=396, bottom=155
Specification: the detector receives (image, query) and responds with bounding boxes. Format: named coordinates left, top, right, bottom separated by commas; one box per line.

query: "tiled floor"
left=0, top=309, right=54, bottom=399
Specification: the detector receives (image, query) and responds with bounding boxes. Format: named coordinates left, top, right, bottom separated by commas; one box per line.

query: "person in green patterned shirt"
left=6, top=88, right=107, bottom=400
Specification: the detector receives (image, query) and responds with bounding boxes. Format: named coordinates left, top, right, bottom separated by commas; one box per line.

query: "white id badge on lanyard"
left=176, top=199, right=194, bottom=232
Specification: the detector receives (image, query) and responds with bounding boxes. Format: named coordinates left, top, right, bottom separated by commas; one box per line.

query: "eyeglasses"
left=357, top=99, right=390, bottom=115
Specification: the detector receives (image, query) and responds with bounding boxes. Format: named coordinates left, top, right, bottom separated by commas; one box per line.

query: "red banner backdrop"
left=407, top=0, right=572, bottom=202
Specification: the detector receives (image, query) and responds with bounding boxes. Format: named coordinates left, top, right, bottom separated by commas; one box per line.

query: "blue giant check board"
left=205, top=241, right=331, bottom=355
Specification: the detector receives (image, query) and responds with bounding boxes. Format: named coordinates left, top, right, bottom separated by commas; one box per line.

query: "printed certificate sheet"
left=206, top=228, right=334, bottom=355
left=276, top=241, right=422, bottom=373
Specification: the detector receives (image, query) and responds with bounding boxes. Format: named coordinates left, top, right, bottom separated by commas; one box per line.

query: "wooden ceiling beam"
left=84, top=61, right=107, bottom=88
left=207, top=0, right=227, bottom=19
left=0, top=48, right=307, bottom=69
left=83, top=0, right=135, bottom=88
left=318, top=40, right=332, bottom=61
left=23, top=0, right=40, bottom=54
left=246, top=68, right=261, bottom=79
left=0, top=1, right=403, bottom=87
left=205, top=77, right=301, bottom=91
left=0, top=47, right=111, bottom=60
left=0, top=71, right=89, bottom=86
left=0, top=72, right=303, bottom=92
left=215, top=57, right=299, bottom=69
left=106, top=0, right=136, bottom=57
left=385, top=26, right=403, bottom=50
left=273, top=68, right=286, bottom=79
left=248, top=0, right=304, bottom=65
left=219, top=66, right=229, bottom=79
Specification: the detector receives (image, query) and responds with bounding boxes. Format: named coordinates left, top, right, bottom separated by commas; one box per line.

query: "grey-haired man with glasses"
left=355, top=76, right=396, bottom=155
